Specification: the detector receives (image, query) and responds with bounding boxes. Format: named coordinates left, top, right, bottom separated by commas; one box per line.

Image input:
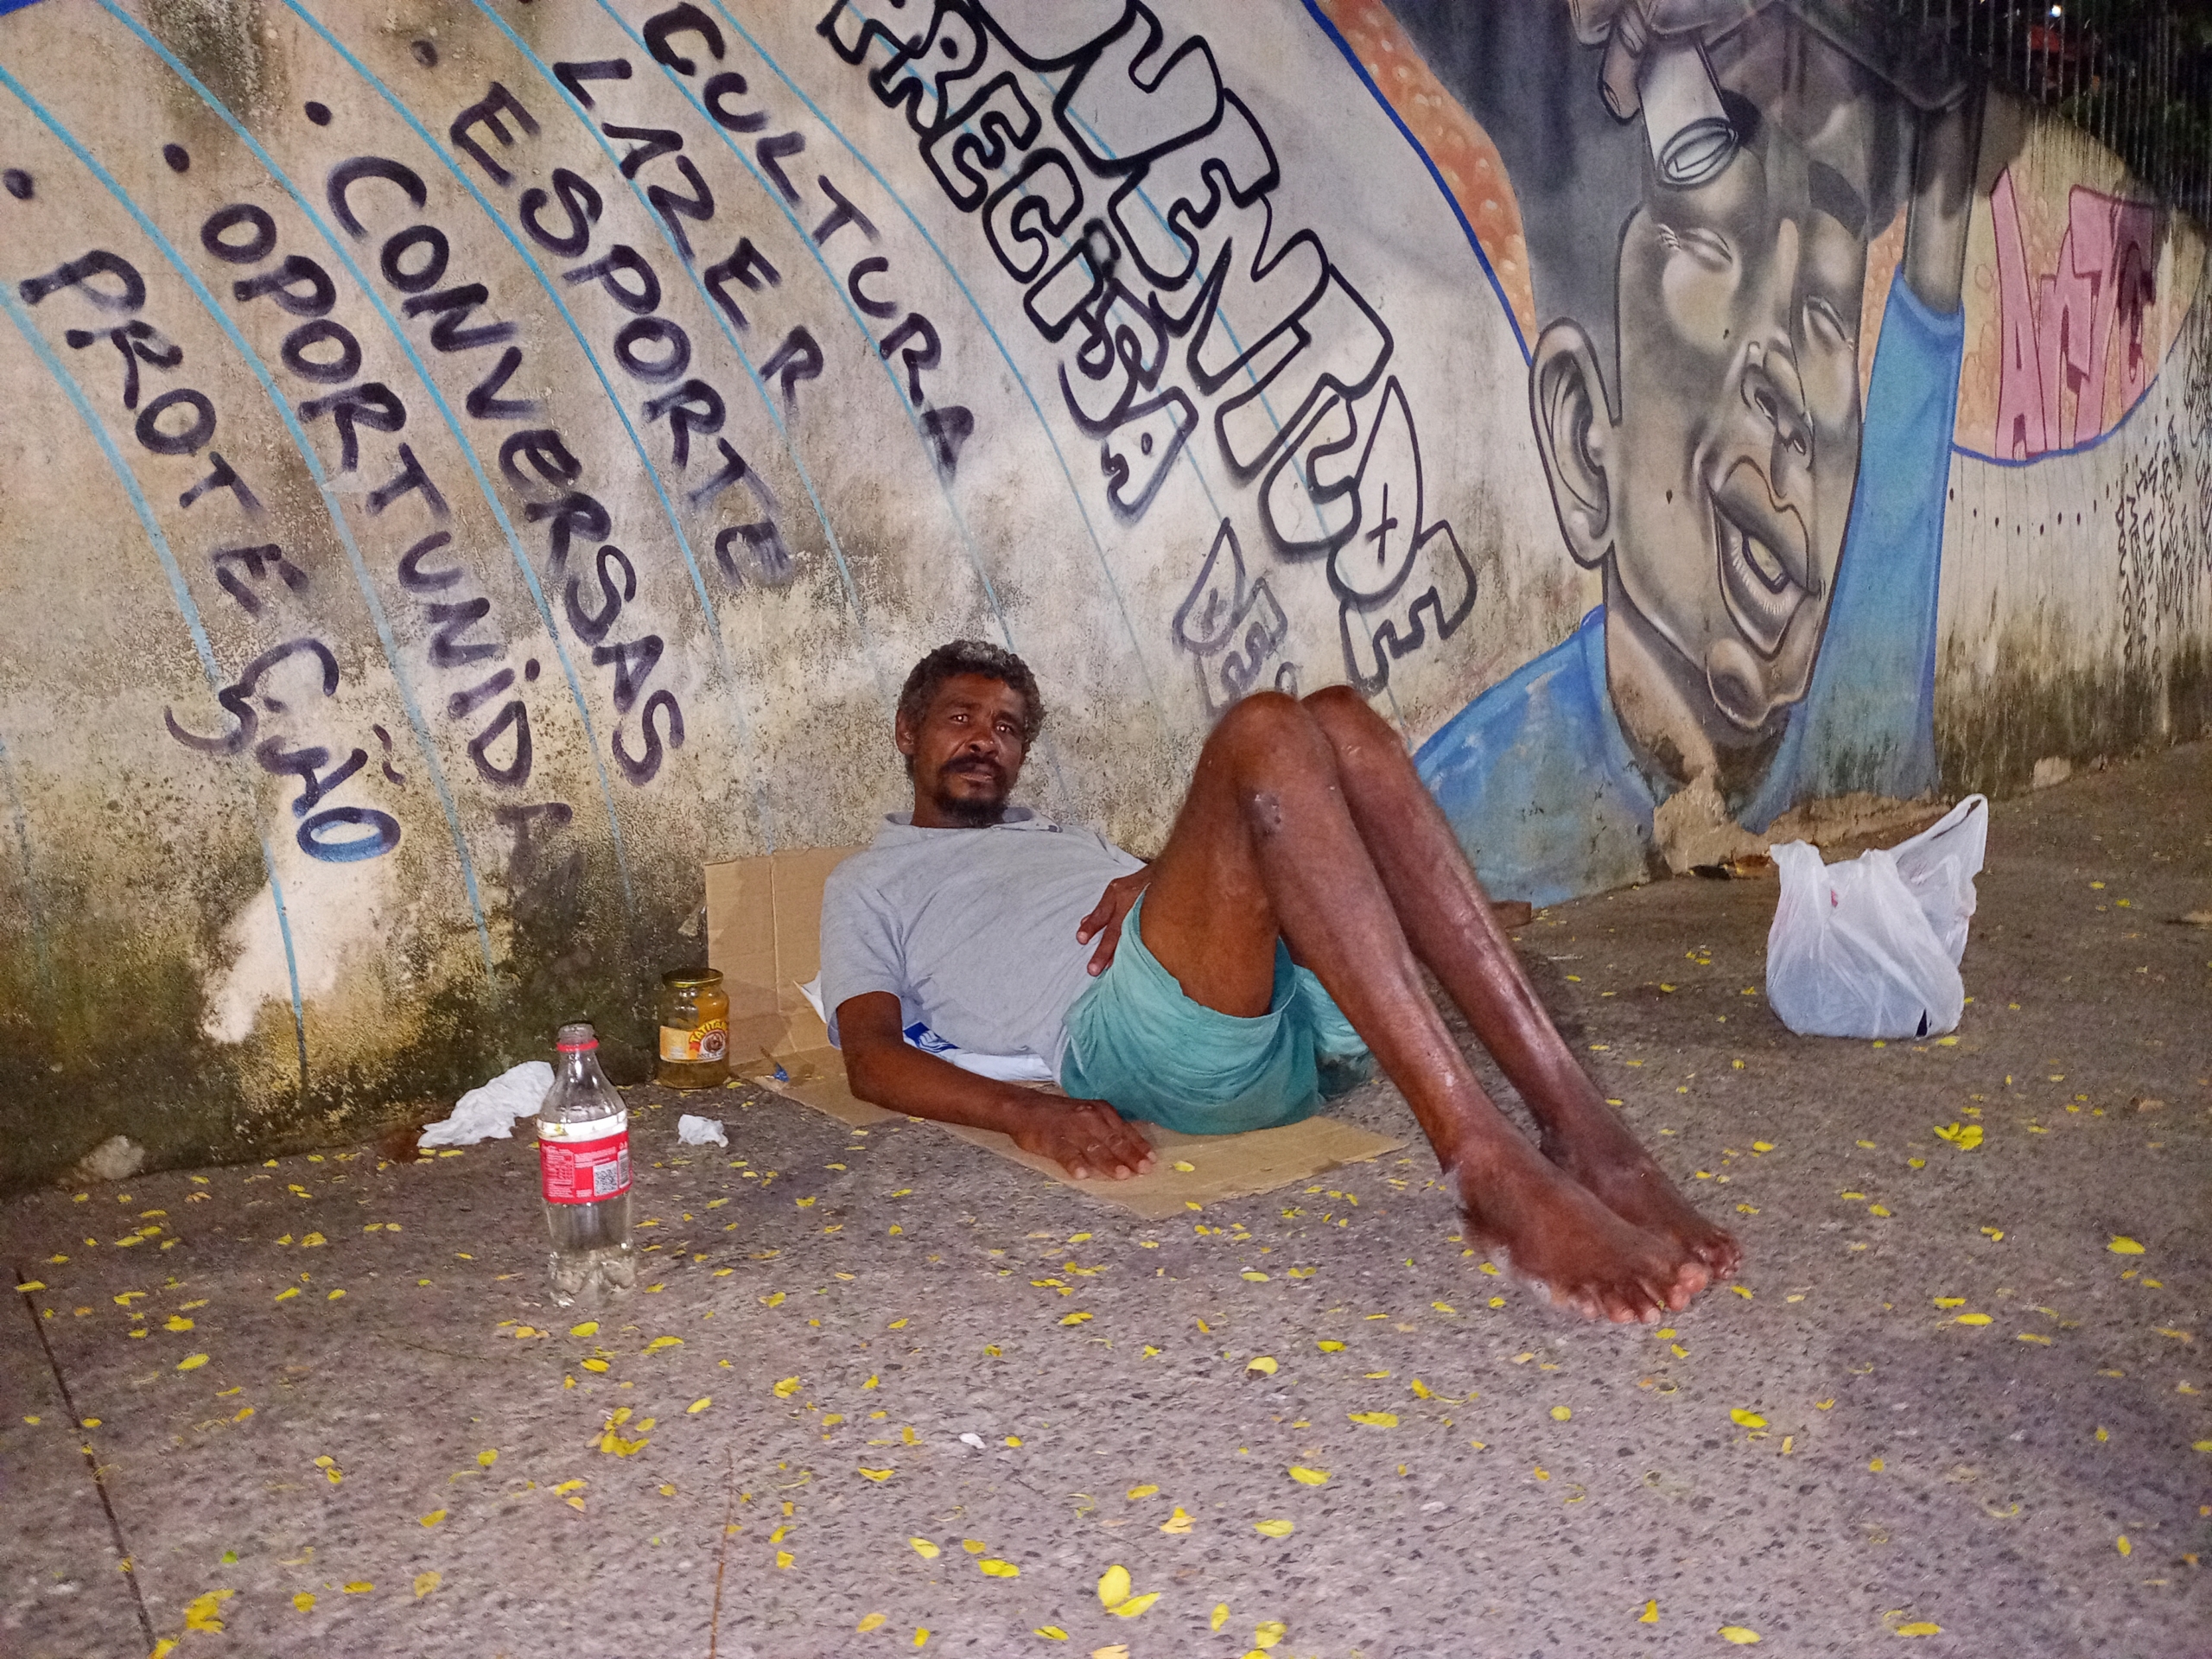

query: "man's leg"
left=1299, top=687, right=1740, bottom=1278
left=1139, top=692, right=1708, bottom=1322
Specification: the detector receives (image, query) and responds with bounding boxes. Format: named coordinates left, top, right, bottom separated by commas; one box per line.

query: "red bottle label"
left=537, top=1110, right=631, bottom=1205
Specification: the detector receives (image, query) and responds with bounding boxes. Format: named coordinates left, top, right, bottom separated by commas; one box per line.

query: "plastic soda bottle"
left=537, top=1021, right=637, bottom=1306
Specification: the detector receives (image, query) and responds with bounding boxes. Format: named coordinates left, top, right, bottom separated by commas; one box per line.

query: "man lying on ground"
left=821, top=640, right=1739, bottom=1322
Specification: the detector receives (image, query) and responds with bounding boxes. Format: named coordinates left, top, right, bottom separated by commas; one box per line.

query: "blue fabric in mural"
left=1741, top=272, right=1967, bottom=826
left=1418, top=268, right=1967, bottom=899
left=1414, top=607, right=1657, bottom=907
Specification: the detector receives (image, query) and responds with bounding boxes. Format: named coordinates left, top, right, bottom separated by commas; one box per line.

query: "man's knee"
left=1213, top=689, right=1313, bottom=751
left=1302, top=683, right=1395, bottom=759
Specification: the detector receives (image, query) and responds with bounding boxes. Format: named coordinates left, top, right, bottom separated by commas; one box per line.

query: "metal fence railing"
left=1869, top=0, right=2212, bottom=219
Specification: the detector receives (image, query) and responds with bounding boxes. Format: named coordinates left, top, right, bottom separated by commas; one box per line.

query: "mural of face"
left=1532, top=20, right=1886, bottom=784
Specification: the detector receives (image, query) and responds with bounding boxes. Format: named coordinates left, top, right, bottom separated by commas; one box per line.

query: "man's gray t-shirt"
left=818, top=808, right=1143, bottom=1066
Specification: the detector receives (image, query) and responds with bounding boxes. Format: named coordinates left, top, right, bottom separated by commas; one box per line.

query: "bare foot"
left=1541, top=1108, right=1743, bottom=1282
left=1452, top=1137, right=1709, bottom=1322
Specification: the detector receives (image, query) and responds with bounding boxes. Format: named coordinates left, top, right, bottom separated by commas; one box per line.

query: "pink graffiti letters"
left=1990, top=167, right=2163, bottom=459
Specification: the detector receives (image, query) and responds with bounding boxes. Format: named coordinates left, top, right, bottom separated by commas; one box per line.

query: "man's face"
left=898, top=672, right=1030, bottom=828
left=1608, top=82, right=1872, bottom=738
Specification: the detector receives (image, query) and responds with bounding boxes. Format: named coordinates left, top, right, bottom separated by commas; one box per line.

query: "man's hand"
left=1011, top=1097, right=1157, bottom=1181
left=1076, top=867, right=1153, bottom=976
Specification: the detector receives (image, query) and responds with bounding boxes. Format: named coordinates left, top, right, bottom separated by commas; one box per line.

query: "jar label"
left=659, top=1018, right=728, bottom=1063
left=537, top=1109, right=630, bottom=1205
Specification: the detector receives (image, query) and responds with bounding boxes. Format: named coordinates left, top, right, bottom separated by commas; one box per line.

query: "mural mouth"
left=1710, top=466, right=1809, bottom=658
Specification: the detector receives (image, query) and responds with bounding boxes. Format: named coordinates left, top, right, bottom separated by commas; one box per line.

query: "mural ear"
left=1529, top=321, right=1615, bottom=571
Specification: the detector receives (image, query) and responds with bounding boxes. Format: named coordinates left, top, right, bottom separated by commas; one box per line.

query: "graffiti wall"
left=0, top=0, right=2204, bottom=1188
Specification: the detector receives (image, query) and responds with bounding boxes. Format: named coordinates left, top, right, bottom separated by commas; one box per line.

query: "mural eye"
left=1804, top=296, right=1855, bottom=354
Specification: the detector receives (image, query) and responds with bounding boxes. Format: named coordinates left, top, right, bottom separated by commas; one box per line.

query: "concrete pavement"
left=4, top=743, right=2207, bottom=1659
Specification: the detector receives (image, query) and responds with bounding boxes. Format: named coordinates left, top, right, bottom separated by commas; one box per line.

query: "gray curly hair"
left=896, top=639, right=1046, bottom=753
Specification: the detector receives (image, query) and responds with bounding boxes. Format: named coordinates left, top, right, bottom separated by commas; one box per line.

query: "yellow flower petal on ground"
left=581, top=1358, right=608, bottom=1373
left=1004, top=1435, right=1023, bottom=1447
left=165, top=1316, right=194, bottom=1332
left=776, top=1550, right=794, bottom=1569
left=413, top=1571, right=441, bottom=1599
left=763, top=1291, right=786, bottom=1306
left=176, top=1353, right=209, bottom=1371
left=1173, top=1160, right=1196, bottom=1173
left=1253, top=1618, right=1288, bottom=1648
left=857, top=1612, right=887, bottom=1632
left=912, top=1630, right=929, bottom=1647
left=551, top=1479, right=584, bottom=1495
left=343, top=1581, right=372, bottom=1594
left=2193, top=1440, right=2212, bottom=1452
left=1869, top=1458, right=1885, bottom=1472
left=1638, top=1599, right=1659, bottom=1624
left=1410, top=1379, right=1434, bottom=1399
left=2107, top=1236, right=2145, bottom=1255
left=1732, top=1408, right=1768, bottom=1428
left=1289, top=1465, right=1331, bottom=1486
left=1242, top=1270, right=1270, bottom=1282
left=688, top=1397, right=712, bottom=1414
left=292, top=1592, right=315, bottom=1612
left=569, top=1321, right=599, bottom=1337
left=1316, top=1339, right=1345, bottom=1352
left=1160, top=1506, right=1193, bottom=1534
left=1432, top=1301, right=1458, bottom=1314
left=1349, top=1410, right=1398, bottom=1428
left=1246, top=1356, right=1278, bottom=1376
left=1097, top=1565, right=1132, bottom=1609
left=1253, top=1518, right=1294, bottom=1537
left=909, top=1537, right=941, bottom=1560
left=858, top=1467, right=894, bottom=1482
left=644, top=1335, right=683, bottom=1353
left=477, top=1448, right=499, bottom=1467
left=978, top=1559, right=1020, bottom=1578
left=1551, top=1406, right=1572, bottom=1421
left=1109, top=1592, right=1159, bottom=1618
left=1128, top=1483, right=1159, bottom=1498
left=773, top=1376, right=801, bottom=1397
left=2116, top=1535, right=2132, bottom=1555
left=1211, top=1603, right=1230, bottom=1631
left=1955, top=1313, right=1992, bottom=1326
left=1033, top=1626, right=1067, bottom=1640
left=1934, top=1297, right=1965, bottom=1308
left=1059, top=1311, right=1093, bottom=1325
left=182, top=1590, right=233, bottom=1632
left=420, top=1509, right=446, bottom=1527
left=1719, top=1627, right=1762, bottom=1645
left=1895, top=1622, right=1942, bottom=1637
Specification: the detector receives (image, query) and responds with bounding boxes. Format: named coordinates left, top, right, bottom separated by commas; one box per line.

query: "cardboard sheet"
left=703, top=849, right=1409, bottom=1216
left=755, top=1046, right=1405, bottom=1220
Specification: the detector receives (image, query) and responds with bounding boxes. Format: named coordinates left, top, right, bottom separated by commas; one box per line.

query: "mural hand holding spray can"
left=537, top=1021, right=637, bottom=1306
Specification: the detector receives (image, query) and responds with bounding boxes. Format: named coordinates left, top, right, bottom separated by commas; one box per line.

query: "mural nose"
left=1741, top=345, right=1810, bottom=462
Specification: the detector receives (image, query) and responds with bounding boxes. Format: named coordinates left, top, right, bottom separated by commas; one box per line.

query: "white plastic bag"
left=1764, top=796, right=1988, bottom=1039
left=677, top=1114, right=728, bottom=1147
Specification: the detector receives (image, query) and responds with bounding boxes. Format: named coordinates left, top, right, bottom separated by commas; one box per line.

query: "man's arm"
left=836, top=991, right=1156, bottom=1180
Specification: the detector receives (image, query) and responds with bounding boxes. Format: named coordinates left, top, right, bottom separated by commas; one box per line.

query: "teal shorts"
left=1058, top=893, right=1373, bottom=1135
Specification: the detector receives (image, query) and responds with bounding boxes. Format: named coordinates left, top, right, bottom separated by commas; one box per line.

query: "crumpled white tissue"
left=677, top=1114, right=728, bottom=1147
left=417, top=1060, right=552, bottom=1147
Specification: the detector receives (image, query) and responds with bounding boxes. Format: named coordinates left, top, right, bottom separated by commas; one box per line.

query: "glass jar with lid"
left=656, top=967, right=730, bottom=1088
